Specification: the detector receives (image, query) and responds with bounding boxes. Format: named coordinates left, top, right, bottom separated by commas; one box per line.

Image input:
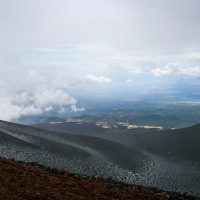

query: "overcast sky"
left=1, top=0, right=200, bottom=121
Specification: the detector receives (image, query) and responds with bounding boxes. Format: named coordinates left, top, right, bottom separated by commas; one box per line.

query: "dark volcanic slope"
left=34, top=121, right=200, bottom=162
left=33, top=121, right=105, bottom=136
left=136, top=124, right=200, bottom=162
left=0, top=120, right=149, bottom=182
left=1, top=120, right=200, bottom=197
left=97, top=125, right=200, bottom=196
left=98, top=124, right=200, bottom=162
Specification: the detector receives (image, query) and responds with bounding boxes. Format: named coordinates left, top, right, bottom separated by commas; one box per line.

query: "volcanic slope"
left=1, top=120, right=200, bottom=196
left=33, top=120, right=200, bottom=196
left=0, top=120, right=149, bottom=183
left=98, top=123, right=200, bottom=162
left=97, top=124, right=200, bottom=196
left=137, top=124, right=200, bottom=162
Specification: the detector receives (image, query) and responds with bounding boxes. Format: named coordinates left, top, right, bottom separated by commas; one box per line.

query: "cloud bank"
left=85, top=74, right=112, bottom=84
left=151, top=63, right=200, bottom=76
left=0, top=0, right=200, bottom=121
left=0, top=54, right=84, bottom=121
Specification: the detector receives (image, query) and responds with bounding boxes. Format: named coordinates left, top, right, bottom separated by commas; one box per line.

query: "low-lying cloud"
left=0, top=87, right=83, bottom=122
left=151, top=63, right=200, bottom=76
left=0, top=54, right=84, bottom=122
left=1, top=0, right=200, bottom=121
left=85, top=74, right=112, bottom=84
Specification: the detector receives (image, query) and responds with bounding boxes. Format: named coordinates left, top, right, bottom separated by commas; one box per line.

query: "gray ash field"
left=0, top=120, right=200, bottom=197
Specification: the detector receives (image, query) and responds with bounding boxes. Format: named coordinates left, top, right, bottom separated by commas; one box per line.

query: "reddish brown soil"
left=0, top=157, right=198, bottom=200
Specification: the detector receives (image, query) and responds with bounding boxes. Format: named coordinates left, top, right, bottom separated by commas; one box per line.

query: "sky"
left=0, top=0, right=200, bottom=121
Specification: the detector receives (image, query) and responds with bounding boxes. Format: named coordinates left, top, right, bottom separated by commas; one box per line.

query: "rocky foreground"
left=0, top=157, right=199, bottom=200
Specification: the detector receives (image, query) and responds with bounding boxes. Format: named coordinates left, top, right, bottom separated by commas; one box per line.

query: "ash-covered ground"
left=0, top=120, right=200, bottom=197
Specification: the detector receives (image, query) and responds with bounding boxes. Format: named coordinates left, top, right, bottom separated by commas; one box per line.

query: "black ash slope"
left=1, top=120, right=200, bottom=196
left=33, top=121, right=200, bottom=196
left=0, top=120, right=149, bottom=181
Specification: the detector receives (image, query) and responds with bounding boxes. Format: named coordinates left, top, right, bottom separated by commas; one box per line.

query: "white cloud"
left=151, top=65, right=173, bottom=76
left=34, top=89, right=77, bottom=107
left=129, top=68, right=143, bottom=74
left=1, top=0, right=200, bottom=50
left=0, top=54, right=84, bottom=121
left=126, top=79, right=132, bottom=83
left=1, top=45, right=200, bottom=123
left=0, top=86, right=82, bottom=121
left=151, top=63, right=200, bottom=76
left=85, top=74, right=112, bottom=84
left=180, top=66, right=200, bottom=76
left=1, top=0, right=200, bottom=121
left=186, top=53, right=200, bottom=59
left=44, top=106, right=53, bottom=112
left=0, top=101, right=43, bottom=121
left=71, top=105, right=85, bottom=113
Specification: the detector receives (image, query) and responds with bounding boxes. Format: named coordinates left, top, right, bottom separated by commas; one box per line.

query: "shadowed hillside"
left=1, top=120, right=200, bottom=196
left=96, top=124, right=200, bottom=163
left=0, top=120, right=149, bottom=178
left=130, top=124, right=200, bottom=162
